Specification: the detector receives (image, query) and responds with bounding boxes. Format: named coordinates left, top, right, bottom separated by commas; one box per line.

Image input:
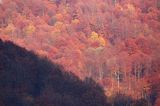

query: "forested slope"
left=0, top=0, right=160, bottom=105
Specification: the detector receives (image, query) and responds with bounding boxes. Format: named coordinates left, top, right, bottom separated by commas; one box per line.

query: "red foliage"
left=0, top=0, right=159, bottom=104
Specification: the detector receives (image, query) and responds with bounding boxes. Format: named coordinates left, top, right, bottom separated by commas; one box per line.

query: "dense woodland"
left=0, top=39, right=157, bottom=106
left=0, top=0, right=160, bottom=105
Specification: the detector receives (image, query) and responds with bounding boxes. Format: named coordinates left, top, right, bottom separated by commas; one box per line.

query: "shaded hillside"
left=0, top=39, right=109, bottom=106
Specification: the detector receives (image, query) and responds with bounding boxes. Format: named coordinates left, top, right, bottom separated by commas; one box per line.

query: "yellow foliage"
left=90, top=31, right=99, bottom=40
left=105, top=90, right=113, bottom=97
left=5, top=23, right=15, bottom=34
left=90, top=31, right=106, bottom=47
left=127, top=4, right=135, bottom=13
left=71, top=19, right=80, bottom=25
left=24, top=24, right=36, bottom=35
left=98, top=36, right=106, bottom=46
left=54, top=21, right=65, bottom=31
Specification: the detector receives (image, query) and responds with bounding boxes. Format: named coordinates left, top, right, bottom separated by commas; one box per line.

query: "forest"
left=0, top=0, right=160, bottom=105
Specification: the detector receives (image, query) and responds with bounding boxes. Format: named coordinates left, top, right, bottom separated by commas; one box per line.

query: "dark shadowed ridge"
left=0, top=39, right=157, bottom=106
left=0, top=39, right=109, bottom=106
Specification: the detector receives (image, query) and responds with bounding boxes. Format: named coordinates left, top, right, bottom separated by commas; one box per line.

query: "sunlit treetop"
left=89, top=31, right=106, bottom=47
left=4, top=23, right=15, bottom=34
left=126, top=3, right=136, bottom=13
left=54, top=21, right=65, bottom=31
left=90, top=31, right=99, bottom=40
left=71, top=19, right=80, bottom=25
left=23, top=23, right=36, bottom=35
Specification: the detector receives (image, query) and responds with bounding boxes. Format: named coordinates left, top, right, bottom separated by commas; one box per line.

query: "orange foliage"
left=0, top=0, right=159, bottom=104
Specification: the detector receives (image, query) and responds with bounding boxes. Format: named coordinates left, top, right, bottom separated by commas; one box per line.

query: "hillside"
left=0, top=39, right=110, bottom=106
left=0, top=0, right=160, bottom=105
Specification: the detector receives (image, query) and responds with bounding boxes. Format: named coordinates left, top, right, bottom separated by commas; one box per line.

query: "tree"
left=23, top=23, right=36, bottom=35
left=48, top=16, right=57, bottom=26
left=4, top=23, right=15, bottom=36
left=55, top=13, right=64, bottom=21
left=89, top=31, right=106, bottom=47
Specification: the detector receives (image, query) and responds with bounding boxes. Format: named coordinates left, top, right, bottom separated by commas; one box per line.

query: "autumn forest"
left=0, top=0, right=160, bottom=106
